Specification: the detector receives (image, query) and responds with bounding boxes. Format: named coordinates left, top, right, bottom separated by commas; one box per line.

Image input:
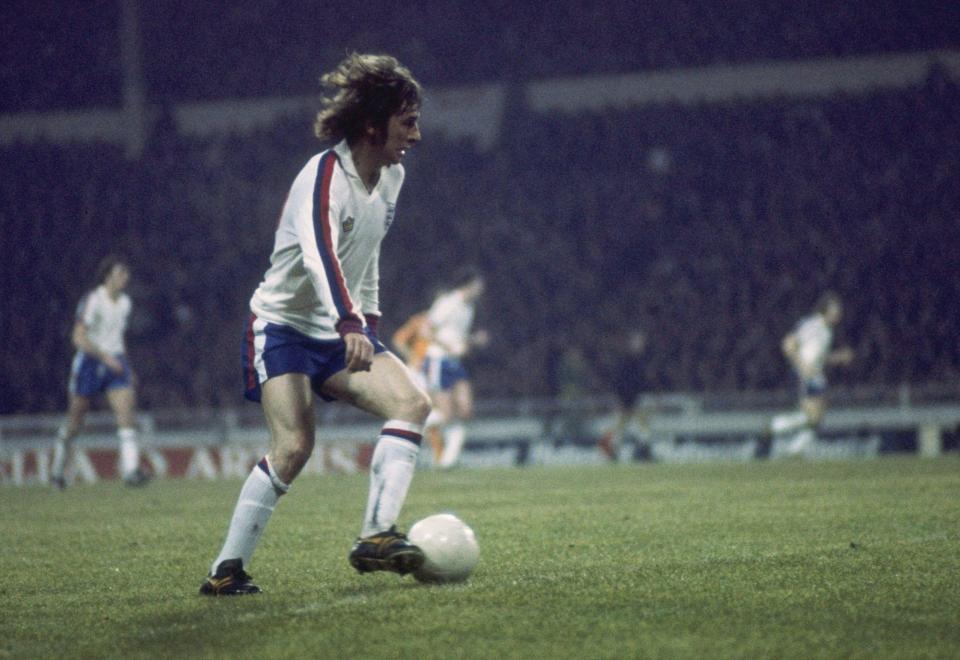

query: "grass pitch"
left=2, top=456, right=959, bottom=659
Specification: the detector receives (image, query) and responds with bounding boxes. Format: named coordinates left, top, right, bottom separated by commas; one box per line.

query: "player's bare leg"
left=262, top=373, right=317, bottom=483
left=599, top=406, right=629, bottom=461
left=438, top=379, right=472, bottom=468
left=323, top=352, right=432, bottom=574
left=785, top=396, right=825, bottom=456
left=323, top=351, right=431, bottom=423
left=106, top=386, right=149, bottom=485
left=51, top=394, right=90, bottom=489
left=202, top=373, right=309, bottom=596
left=802, top=397, right=826, bottom=427
left=427, top=390, right=454, bottom=465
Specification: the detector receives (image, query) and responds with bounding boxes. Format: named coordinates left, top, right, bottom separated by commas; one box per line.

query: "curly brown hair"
left=314, top=53, right=422, bottom=145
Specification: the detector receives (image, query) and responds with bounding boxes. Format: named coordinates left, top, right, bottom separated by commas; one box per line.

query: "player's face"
left=824, top=301, right=842, bottom=326
left=382, top=109, right=421, bottom=165
left=463, top=277, right=484, bottom=300
left=106, top=264, right=130, bottom=292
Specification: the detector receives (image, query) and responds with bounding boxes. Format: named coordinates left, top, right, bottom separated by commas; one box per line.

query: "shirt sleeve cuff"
left=336, top=317, right=364, bottom=338
left=363, top=313, right=380, bottom=336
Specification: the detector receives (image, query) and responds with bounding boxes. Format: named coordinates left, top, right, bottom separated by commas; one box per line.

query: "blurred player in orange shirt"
left=392, top=311, right=430, bottom=372
left=392, top=311, right=445, bottom=462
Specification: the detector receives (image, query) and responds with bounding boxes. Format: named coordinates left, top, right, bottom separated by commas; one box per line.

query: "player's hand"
left=103, top=355, right=125, bottom=375
left=470, top=329, right=491, bottom=349
left=344, top=332, right=374, bottom=372
left=831, top=347, right=855, bottom=365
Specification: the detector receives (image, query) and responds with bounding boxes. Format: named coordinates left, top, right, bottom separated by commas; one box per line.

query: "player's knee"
left=115, top=412, right=137, bottom=429
left=273, top=430, right=315, bottom=469
left=400, top=388, right=432, bottom=425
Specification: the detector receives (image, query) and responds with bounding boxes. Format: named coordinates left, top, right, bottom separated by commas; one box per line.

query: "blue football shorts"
left=800, top=375, right=827, bottom=398
left=421, top=355, right=469, bottom=392
left=69, top=352, right=133, bottom=397
left=242, top=315, right=386, bottom=403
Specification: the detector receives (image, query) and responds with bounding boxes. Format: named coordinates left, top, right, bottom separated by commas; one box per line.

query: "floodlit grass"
left=2, top=456, right=959, bottom=658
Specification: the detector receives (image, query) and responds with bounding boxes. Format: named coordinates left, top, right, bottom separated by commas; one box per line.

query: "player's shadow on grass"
left=333, top=578, right=425, bottom=599
left=124, top=596, right=282, bottom=657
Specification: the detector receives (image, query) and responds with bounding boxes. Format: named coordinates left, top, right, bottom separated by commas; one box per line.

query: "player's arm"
left=294, top=160, right=371, bottom=371
left=827, top=347, right=854, bottom=365
left=468, top=328, right=490, bottom=351
left=780, top=331, right=807, bottom=375
left=781, top=332, right=799, bottom=362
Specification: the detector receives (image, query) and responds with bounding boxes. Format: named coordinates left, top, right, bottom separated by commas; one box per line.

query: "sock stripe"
left=381, top=428, right=422, bottom=446
left=382, top=419, right=423, bottom=434
left=256, top=456, right=290, bottom=495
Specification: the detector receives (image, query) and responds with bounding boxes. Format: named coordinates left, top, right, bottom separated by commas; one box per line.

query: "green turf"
left=2, top=456, right=959, bottom=659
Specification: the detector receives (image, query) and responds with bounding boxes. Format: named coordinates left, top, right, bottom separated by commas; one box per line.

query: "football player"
left=767, top=292, right=853, bottom=456
left=200, top=53, right=431, bottom=595
left=421, top=268, right=488, bottom=469
left=51, top=255, right=150, bottom=488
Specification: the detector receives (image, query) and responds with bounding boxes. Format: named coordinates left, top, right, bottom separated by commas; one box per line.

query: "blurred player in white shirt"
left=768, top=292, right=854, bottom=456
left=422, top=268, right=488, bottom=469
left=50, top=255, right=150, bottom=488
left=201, top=54, right=432, bottom=595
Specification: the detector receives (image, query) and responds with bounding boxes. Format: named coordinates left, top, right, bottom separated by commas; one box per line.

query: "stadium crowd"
left=2, top=64, right=958, bottom=415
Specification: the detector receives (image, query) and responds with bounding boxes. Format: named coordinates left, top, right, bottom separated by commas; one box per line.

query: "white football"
left=408, top=513, right=479, bottom=584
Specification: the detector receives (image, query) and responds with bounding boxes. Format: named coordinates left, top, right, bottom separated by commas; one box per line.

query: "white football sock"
left=118, top=427, right=140, bottom=478
left=424, top=408, right=443, bottom=428
left=361, top=421, right=422, bottom=537
left=212, top=457, right=288, bottom=573
left=787, top=428, right=815, bottom=456
left=771, top=411, right=808, bottom=435
left=51, top=426, right=74, bottom=481
left=439, top=422, right=466, bottom=468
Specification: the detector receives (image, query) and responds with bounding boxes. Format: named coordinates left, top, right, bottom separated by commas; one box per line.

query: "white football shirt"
left=426, top=290, right=476, bottom=358
left=793, top=313, right=833, bottom=379
left=76, top=285, right=131, bottom=356
left=250, top=140, right=404, bottom=340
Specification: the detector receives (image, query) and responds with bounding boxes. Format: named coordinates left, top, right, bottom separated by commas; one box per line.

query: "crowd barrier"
left=2, top=393, right=957, bottom=487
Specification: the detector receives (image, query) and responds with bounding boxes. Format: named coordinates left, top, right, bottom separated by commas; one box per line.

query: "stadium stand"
left=2, top=3, right=959, bottom=415
left=4, top=0, right=959, bottom=110
left=2, top=69, right=958, bottom=414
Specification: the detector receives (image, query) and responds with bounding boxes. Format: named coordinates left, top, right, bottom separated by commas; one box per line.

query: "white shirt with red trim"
left=77, top=285, right=131, bottom=356
left=250, top=140, right=404, bottom=340
left=426, top=290, right=475, bottom=358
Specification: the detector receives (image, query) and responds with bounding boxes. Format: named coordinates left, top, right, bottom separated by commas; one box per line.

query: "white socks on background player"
left=51, top=426, right=75, bottom=481
left=771, top=411, right=808, bottom=436
left=439, top=422, right=466, bottom=469
left=118, top=427, right=141, bottom=479
left=787, top=427, right=815, bottom=456
left=771, top=411, right=817, bottom=456
left=52, top=426, right=142, bottom=482
left=361, top=420, right=422, bottom=537
left=212, top=457, right=289, bottom=574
